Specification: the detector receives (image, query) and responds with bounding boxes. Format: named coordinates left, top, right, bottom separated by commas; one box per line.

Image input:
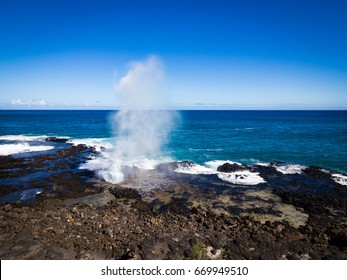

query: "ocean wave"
left=332, top=174, right=347, bottom=186
left=175, top=162, right=217, bottom=175
left=233, top=127, right=257, bottom=131
left=256, top=162, right=307, bottom=174
left=80, top=155, right=125, bottom=183
left=0, top=135, right=48, bottom=142
left=69, top=138, right=113, bottom=152
left=175, top=160, right=242, bottom=174
left=175, top=160, right=265, bottom=185
left=75, top=137, right=195, bottom=185
left=274, top=163, right=306, bottom=174
left=80, top=146, right=173, bottom=184
left=256, top=162, right=271, bottom=167
left=217, top=171, right=265, bottom=185
left=0, top=143, right=54, bottom=156
left=81, top=155, right=171, bottom=172
left=189, top=148, right=224, bottom=152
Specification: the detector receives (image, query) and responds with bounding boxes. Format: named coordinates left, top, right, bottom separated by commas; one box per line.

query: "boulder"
left=217, top=163, right=245, bottom=173
left=303, top=166, right=331, bottom=179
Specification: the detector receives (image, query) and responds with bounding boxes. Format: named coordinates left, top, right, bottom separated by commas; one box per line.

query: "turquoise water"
left=171, top=110, right=347, bottom=173
left=1, top=110, right=347, bottom=173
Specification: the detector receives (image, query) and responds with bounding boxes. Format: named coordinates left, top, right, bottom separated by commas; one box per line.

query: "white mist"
left=97, top=56, right=176, bottom=184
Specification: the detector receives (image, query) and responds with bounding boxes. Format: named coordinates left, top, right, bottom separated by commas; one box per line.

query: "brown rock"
left=4, top=204, right=13, bottom=212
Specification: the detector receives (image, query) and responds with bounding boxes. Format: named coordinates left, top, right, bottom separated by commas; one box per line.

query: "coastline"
left=0, top=140, right=346, bottom=259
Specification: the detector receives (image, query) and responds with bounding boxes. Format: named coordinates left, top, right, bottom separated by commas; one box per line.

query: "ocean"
left=1, top=110, right=347, bottom=175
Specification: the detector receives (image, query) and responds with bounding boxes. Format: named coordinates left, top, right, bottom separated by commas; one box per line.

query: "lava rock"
left=45, top=137, right=68, bottom=143
left=217, top=163, right=245, bottom=173
left=304, top=166, right=331, bottom=179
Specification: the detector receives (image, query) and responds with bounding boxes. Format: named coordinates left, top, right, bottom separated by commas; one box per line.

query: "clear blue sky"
left=0, top=0, right=346, bottom=109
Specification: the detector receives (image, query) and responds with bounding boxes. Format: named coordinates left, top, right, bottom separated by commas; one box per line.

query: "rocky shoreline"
left=0, top=141, right=346, bottom=259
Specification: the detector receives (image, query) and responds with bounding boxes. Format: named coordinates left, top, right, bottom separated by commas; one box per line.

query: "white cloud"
left=10, top=99, right=47, bottom=106
left=10, top=99, right=25, bottom=105
left=35, top=99, right=46, bottom=105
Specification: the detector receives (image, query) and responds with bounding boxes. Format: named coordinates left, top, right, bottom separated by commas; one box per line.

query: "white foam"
left=256, top=162, right=271, bottom=167
left=98, top=160, right=125, bottom=184
left=20, top=188, right=43, bottom=200
left=175, top=160, right=266, bottom=185
left=175, top=162, right=216, bottom=175
left=274, top=163, right=306, bottom=174
left=332, top=174, right=347, bottom=186
left=0, top=143, right=54, bottom=156
left=80, top=149, right=173, bottom=184
left=129, top=157, right=172, bottom=170
left=217, top=171, right=265, bottom=185
left=69, top=138, right=113, bottom=152
left=80, top=155, right=124, bottom=184
left=80, top=155, right=112, bottom=171
left=0, top=135, right=47, bottom=142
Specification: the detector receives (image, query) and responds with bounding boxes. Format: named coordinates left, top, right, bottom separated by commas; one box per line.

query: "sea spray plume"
left=100, top=56, right=176, bottom=184
left=116, top=55, right=166, bottom=108
left=115, top=109, right=174, bottom=159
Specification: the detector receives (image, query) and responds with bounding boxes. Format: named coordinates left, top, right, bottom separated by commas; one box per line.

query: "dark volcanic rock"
left=0, top=185, right=16, bottom=197
left=304, top=166, right=331, bottom=179
left=45, top=137, right=68, bottom=143
left=109, top=186, right=142, bottom=200
left=0, top=185, right=346, bottom=260
left=1, top=142, right=347, bottom=260
left=0, top=143, right=98, bottom=204
left=328, top=228, right=347, bottom=250
left=217, top=163, right=245, bottom=173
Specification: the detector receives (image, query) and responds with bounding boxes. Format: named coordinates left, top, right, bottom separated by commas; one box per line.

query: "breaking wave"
left=0, top=143, right=54, bottom=156
left=174, top=160, right=266, bottom=185
left=2, top=134, right=346, bottom=188
left=332, top=174, right=347, bottom=186
left=273, top=163, right=306, bottom=174
left=77, top=137, right=173, bottom=184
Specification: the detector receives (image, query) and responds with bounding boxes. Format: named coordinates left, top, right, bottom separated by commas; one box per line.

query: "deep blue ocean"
left=1, top=110, right=347, bottom=173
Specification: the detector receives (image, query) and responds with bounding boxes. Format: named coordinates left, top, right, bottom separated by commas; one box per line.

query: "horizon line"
left=1, top=108, right=347, bottom=111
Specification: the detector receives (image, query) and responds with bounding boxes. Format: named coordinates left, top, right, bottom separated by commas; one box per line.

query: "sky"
left=0, top=0, right=346, bottom=109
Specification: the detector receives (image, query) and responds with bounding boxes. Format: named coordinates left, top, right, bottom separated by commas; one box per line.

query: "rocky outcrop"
left=0, top=145, right=346, bottom=259
left=303, top=166, right=331, bottom=179
left=217, top=163, right=246, bottom=173
left=45, top=137, right=69, bottom=143
left=0, top=186, right=346, bottom=259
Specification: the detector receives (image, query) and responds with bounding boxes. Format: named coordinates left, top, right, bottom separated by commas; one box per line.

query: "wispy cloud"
left=10, top=99, right=47, bottom=106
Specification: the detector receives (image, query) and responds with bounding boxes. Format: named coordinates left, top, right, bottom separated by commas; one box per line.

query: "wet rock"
left=3, top=204, right=12, bottom=212
left=275, top=224, right=285, bottom=233
left=0, top=185, right=16, bottom=197
left=1, top=144, right=347, bottom=260
left=45, top=137, right=68, bottom=143
left=109, top=187, right=141, bottom=200
left=19, top=213, right=29, bottom=220
left=329, top=229, right=347, bottom=249
left=217, top=163, right=246, bottom=173
left=64, top=190, right=114, bottom=207
left=304, top=167, right=331, bottom=179
left=287, top=253, right=301, bottom=260
left=309, top=250, right=322, bottom=260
